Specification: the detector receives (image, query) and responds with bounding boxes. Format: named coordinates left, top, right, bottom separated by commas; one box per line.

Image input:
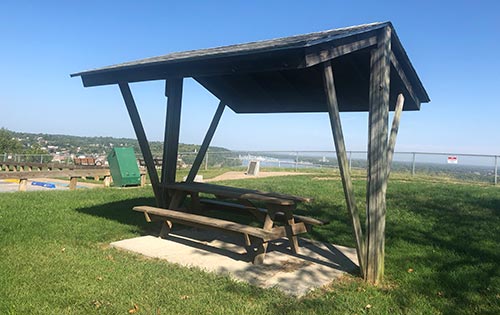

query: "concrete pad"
left=111, top=230, right=358, bottom=296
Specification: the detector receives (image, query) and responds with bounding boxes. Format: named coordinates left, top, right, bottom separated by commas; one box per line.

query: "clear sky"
left=1, top=1, right=499, bottom=154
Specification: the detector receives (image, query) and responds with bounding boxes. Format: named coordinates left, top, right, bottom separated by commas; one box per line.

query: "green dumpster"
left=107, top=147, right=141, bottom=187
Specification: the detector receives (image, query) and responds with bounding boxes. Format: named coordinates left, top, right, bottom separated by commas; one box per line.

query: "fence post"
left=295, top=151, right=298, bottom=171
left=3, top=153, right=6, bottom=162
left=412, top=152, right=416, bottom=176
left=40, top=155, right=43, bottom=163
left=205, top=150, right=208, bottom=171
left=349, top=151, right=352, bottom=171
left=495, top=155, right=498, bottom=185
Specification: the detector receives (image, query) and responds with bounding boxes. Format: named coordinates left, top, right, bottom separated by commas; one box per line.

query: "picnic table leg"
left=190, top=192, right=201, bottom=211
left=263, top=213, right=275, bottom=230
left=245, top=236, right=268, bottom=265
left=242, top=211, right=277, bottom=264
left=168, top=190, right=186, bottom=209
left=285, top=217, right=299, bottom=254
left=240, top=200, right=267, bottom=221
left=269, top=205, right=299, bottom=254
left=252, top=240, right=268, bottom=265
left=159, top=220, right=173, bottom=238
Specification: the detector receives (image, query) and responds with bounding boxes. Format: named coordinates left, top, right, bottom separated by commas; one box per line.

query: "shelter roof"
left=72, top=22, right=429, bottom=113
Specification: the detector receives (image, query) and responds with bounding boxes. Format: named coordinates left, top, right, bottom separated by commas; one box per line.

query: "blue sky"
left=1, top=1, right=499, bottom=154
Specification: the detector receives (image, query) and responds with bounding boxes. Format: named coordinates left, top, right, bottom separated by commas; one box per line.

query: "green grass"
left=0, top=172, right=499, bottom=314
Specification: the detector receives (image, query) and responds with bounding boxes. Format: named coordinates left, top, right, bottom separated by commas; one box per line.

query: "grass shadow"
left=385, top=185, right=500, bottom=315
left=75, top=196, right=159, bottom=235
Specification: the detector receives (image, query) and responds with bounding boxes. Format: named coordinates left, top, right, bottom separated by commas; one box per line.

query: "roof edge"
left=70, top=22, right=389, bottom=78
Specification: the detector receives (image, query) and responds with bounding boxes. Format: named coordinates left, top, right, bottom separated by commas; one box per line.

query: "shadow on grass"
left=72, top=178, right=500, bottom=314
left=74, top=194, right=361, bottom=297
left=75, top=196, right=159, bottom=235
left=385, top=186, right=500, bottom=315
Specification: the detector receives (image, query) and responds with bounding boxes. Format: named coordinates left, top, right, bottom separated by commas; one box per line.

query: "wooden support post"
left=205, top=151, right=208, bottom=170
left=161, top=78, right=183, bottom=204
left=69, top=177, right=78, bottom=190
left=159, top=220, right=173, bottom=239
left=103, top=176, right=111, bottom=187
left=140, top=173, right=146, bottom=187
left=19, top=178, right=27, bottom=191
left=349, top=151, right=352, bottom=171
left=323, top=61, right=366, bottom=276
left=118, top=82, right=162, bottom=206
left=366, top=26, right=391, bottom=284
left=186, top=101, right=225, bottom=183
left=386, top=93, right=405, bottom=179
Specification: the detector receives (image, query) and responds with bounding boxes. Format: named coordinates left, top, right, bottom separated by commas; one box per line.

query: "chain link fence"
left=2, top=150, right=499, bottom=185
left=175, top=150, right=499, bottom=185
left=1, top=153, right=55, bottom=164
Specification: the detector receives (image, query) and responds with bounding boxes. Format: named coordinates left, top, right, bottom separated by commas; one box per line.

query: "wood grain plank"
left=323, top=61, right=366, bottom=277
left=386, top=93, right=405, bottom=178
left=0, top=169, right=110, bottom=179
left=366, top=26, right=391, bottom=284
left=162, top=78, right=184, bottom=186
left=186, top=101, right=225, bottom=183
left=119, top=82, right=162, bottom=206
left=165, top=182, right=306, bottom=205
left=390, top=52, right=419, bottom=108
left=133, top=206, right=282, bottom=241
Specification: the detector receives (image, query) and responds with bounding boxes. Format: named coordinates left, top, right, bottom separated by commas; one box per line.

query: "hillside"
left=9, top=130, right=231, bottom=156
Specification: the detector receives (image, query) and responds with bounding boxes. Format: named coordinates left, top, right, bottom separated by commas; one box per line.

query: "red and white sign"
left=447, top=156, right=458, bottom=164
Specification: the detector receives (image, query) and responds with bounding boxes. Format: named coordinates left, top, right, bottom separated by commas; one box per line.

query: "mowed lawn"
left=0, top=173, right=499, bottom=314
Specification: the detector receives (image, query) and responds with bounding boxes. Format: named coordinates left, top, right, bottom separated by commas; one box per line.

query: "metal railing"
left=175, top=150, right=499, bottom=185
left=3, top=150, right=499, bottom=185
left=2, top=153, right=55, bottom=164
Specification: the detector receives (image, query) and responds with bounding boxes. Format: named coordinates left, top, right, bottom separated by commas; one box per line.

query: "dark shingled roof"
left=72, top=22, right=429, bottom=113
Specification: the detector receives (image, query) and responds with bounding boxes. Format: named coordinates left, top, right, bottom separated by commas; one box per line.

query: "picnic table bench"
left=134, top=182, right=326, bottom=264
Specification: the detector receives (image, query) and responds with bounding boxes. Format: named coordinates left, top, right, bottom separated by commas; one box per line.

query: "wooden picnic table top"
left=164, top=182, right=312, bottom=206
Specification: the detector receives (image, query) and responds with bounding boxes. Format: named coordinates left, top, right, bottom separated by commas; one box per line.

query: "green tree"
left=0, top=128, right=23, bottom=153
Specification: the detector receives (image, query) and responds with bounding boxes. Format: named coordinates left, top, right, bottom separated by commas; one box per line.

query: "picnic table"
left=134, top=182, right=325, bottom=264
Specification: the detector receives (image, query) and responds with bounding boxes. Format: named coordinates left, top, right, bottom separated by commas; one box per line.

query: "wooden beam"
left=79, top=52, right=304, bottom=87
left=390, top=52, right=419, bottom=108
left=386, top=93, right=405, bottom=178
left=322, top=61, right=366, bottom=277
left=118, top=82, right=162, bottom=205
left=19, top=179, right=27, bottom=191
left=161, top=78, right=183, bottom=205
left=186, top=101, right=225, bottom=183
left=306, top=35, right=377, bottom=67
left=69, top=177, right=78, bottom=190
left=366, top=26, right=391, bottom=284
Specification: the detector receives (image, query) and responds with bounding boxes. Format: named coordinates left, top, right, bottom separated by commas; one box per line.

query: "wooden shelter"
left=72, top=22, right=429, bottom=284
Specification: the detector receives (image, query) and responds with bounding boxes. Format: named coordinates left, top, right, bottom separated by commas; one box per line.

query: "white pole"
left=205, top=150, right=208, bottom=170
left=495, top=155, right=498, bottom=185
left=349, top=151, right=352, bottom=171
left=412, top=153, right=416, bottom=176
